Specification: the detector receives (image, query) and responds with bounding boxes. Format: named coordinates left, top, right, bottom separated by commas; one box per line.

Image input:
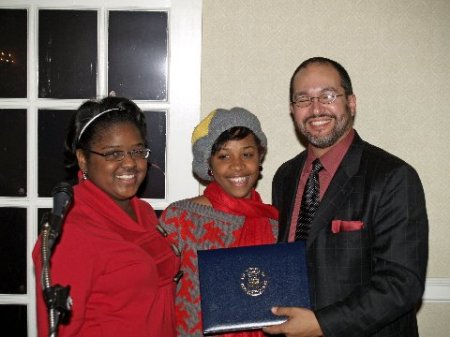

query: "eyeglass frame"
left=291, top=90, right=345, bottom=108
left=82, top=148, right=151, bottom=161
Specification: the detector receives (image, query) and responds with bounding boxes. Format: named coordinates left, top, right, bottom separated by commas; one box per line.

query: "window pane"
left=39, top=10, right=97, bottom=99
left=0, top=109, right=27, bottom=196
left=0, top=305, right=27, bottom=337
left=139, top=111, right=166, bottom=199
left=108, top=11, right=168, bottom=100
left=0, top=208, right=26, bottom=294
left=0, top=9, right=27, bottom=98
left=38, top=109, right=75, bottom=197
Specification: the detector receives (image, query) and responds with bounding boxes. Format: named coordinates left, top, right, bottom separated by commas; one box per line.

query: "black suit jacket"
left=272, top=132, right=428, bottom=337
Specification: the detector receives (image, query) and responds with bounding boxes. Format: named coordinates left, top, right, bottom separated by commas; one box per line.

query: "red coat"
left=33, top=180, right=180, bottom=337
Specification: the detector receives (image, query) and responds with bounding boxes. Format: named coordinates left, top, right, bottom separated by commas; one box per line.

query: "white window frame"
left=0, top=1, right=201, bottom=336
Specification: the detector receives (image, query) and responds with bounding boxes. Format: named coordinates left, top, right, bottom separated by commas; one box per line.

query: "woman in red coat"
left=33, top=96, right=180, bottom=337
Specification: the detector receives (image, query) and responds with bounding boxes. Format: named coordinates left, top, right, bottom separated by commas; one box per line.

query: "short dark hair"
left=64, top=96, right=147, bottom=172
left=211, top=126, right=265, bottom=157
left=289, top=57, right=353, bottom=101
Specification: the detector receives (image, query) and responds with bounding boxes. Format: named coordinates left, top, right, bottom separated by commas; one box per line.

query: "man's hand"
left=262, top=307, right=323, bottom=337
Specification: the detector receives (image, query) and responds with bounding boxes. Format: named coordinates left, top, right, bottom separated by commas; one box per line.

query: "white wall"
left=201, top=1, right=450, bottom=335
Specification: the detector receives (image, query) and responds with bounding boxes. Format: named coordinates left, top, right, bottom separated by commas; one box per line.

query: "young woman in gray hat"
left=159, top=107, right=279, bottom=337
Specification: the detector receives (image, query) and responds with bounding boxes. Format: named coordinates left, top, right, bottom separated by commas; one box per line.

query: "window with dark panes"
left=0, top=9, right=27, bottom=98
left=39, top=10, right=97, bottom=99
left=0, top=2, right=200, bottom=336
left=0, top=109, right=27, bottom=196
left=108, top=11, right=168, bottom=100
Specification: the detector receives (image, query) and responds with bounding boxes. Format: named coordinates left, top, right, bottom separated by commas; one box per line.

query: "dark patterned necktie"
left=295, top=159, right=323, bottom=241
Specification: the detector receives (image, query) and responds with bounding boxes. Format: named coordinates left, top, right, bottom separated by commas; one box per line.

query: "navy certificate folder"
left=197, top=242, right=310, bottom=335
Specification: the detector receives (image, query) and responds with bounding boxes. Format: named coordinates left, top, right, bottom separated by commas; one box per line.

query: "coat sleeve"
left=315, top=164, right=429, bottom=337
left=33, top=226, right=99, bottom=337
left=159, top=205, right=184, bottom=253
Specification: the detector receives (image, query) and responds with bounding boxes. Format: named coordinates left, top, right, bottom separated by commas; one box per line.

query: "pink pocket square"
left=331, top=220, right=364, bottom=233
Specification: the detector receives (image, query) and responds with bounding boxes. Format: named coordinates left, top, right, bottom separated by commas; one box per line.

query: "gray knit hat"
left=191, top=107, right=267, bottom=181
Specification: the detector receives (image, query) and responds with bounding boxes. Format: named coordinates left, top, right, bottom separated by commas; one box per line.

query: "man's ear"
left=348, top=94, right=357, bottom=117
left=289, top=102, right=295, bottom=116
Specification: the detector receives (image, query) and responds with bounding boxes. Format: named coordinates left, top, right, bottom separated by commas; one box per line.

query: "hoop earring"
left=207, top=168, right=213, bottom=177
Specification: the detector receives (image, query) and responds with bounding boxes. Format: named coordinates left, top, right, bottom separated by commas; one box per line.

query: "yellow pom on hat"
left=191, top=110, right=217, bottom=145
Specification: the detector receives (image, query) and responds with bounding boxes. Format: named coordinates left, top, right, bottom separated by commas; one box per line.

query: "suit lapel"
left=279, top=154, right=306, bottom=242
left=306, top=134, right=365, bottom=248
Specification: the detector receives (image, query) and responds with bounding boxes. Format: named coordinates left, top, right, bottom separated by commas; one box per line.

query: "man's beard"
left=299, top=105, right=354, bottom=149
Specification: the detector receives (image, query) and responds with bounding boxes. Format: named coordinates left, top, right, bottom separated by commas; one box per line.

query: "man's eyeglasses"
left=84, top=148, right=151, bottom=161
left=291, top=91, right=344, bottom=108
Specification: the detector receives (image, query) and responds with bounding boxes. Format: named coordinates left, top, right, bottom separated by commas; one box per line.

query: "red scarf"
left=204, top=181, right=278, bottom=247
